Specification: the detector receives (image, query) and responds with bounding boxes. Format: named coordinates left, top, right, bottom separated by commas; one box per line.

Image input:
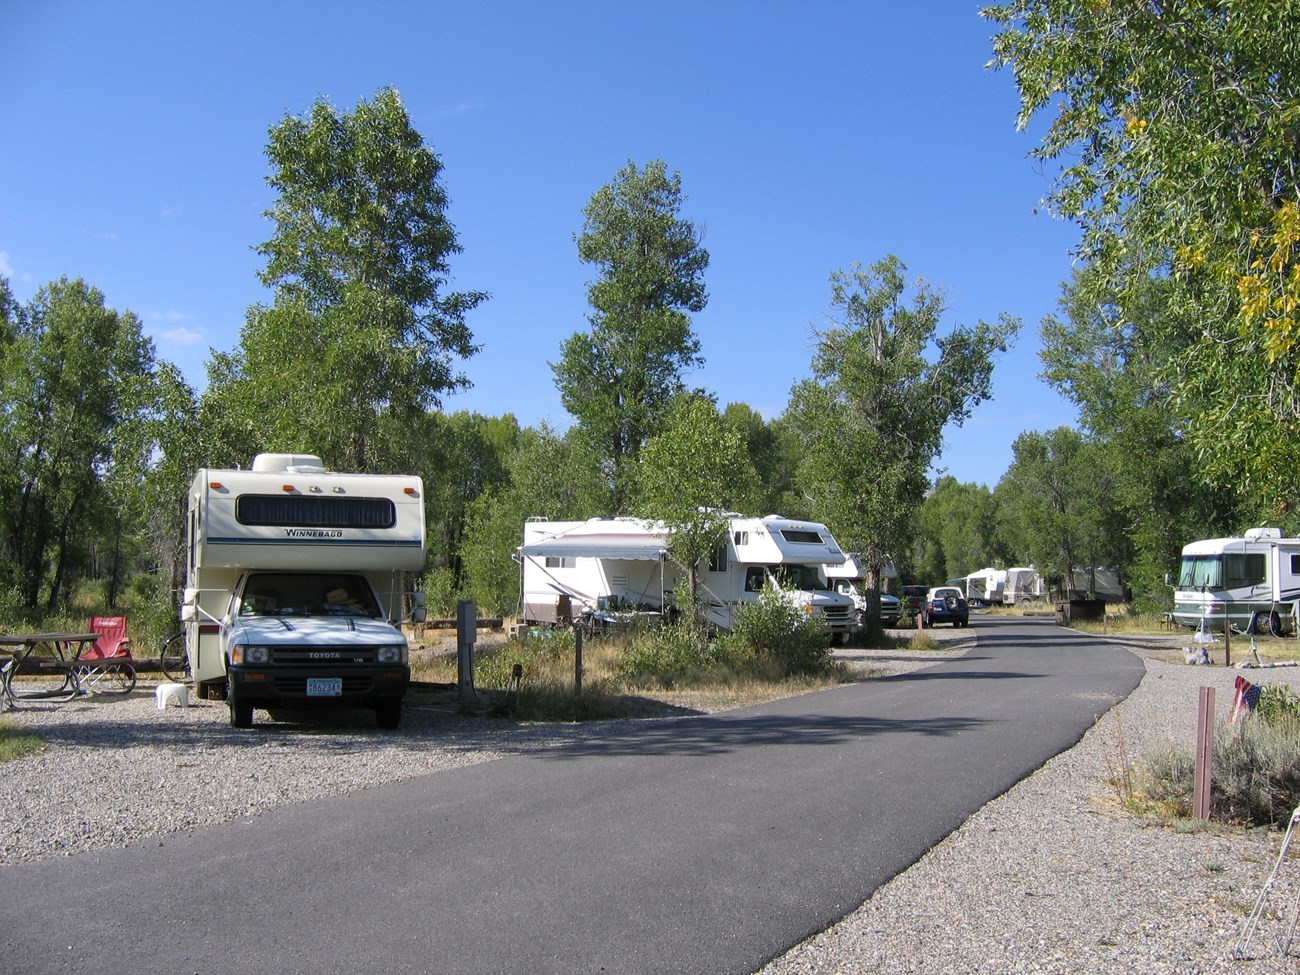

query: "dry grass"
left=410, top=628, right=857, bottom=718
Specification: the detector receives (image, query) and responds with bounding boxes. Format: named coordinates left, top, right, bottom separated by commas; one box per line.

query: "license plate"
left=307, top=677, right=343, bottom=697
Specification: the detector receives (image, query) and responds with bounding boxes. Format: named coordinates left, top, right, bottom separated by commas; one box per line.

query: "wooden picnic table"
left=0, top=632, right=99, bottom=706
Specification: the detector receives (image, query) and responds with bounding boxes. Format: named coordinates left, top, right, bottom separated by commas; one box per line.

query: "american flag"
left=1230, top=675, right=1262, bottom=724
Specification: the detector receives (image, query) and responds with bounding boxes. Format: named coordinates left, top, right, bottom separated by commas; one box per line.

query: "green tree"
left=786, top=257, right=1019, bottom=620
left=207, top=87, right=485, bottom=472
left=459, top=425, right=608, bottom=616
left=636, top=395, right=761, bottom=611
left=915, top=477, right=1006, bottom=586
left=995, top=427, right=1127, bottom=597
left=984, top=0, right=1300, bottom=514
left=552, top=159, right=709, bottom=511
left=722, top=403, right=806, bottom=519
left=1038, top=265, right=1246, bottom=608
left=0, top=278, right=168, bottom=611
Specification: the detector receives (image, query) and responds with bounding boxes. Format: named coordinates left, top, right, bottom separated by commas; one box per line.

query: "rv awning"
left=518, top=533, right=668, bottom=561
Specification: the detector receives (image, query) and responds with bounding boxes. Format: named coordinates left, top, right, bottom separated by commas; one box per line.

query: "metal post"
left=456, top=599, right=477, bottom=700
left=1194, top=685, right=1215, bottom=820
left=1225, top=620, right=1232, bottom=667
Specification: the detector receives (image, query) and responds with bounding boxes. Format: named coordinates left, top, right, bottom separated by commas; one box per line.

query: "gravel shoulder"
left=3, top=623, right=1299, bottom=972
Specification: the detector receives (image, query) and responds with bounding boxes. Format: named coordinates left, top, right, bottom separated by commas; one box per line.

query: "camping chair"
left=84, top=616, right=133, bottom=660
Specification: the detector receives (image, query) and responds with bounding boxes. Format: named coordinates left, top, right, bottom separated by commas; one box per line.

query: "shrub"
left=715, top=590, right=833, bottom=677
left=617, top=622, right=732, bottom=684
left=1141, top=691, right=1300, bottom=827
left=1210, top=718, right=1300, bottom=826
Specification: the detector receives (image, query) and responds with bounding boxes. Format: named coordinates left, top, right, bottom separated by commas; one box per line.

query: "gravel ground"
left=3, top=626, right=1300, bottom=973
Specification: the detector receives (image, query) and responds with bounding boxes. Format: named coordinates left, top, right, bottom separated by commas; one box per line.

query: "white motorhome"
left=1174, top=527, right=1300, bottom=634
left=824, top=555, right=901, bottom=627
left=181, top=453, right=426, bottom=728
left=518, top=514, right=856, bottom=638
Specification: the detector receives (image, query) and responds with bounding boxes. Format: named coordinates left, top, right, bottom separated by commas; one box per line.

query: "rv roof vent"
left=1244, top=527, right=1282, bottom=540
left=252, top=453, right=326, bottom=474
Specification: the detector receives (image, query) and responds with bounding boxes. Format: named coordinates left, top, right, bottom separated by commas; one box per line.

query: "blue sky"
left=1, top=0, right=1081, bottom=488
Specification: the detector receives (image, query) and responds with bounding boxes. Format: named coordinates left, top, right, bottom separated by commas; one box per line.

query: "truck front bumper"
left=227, top=665, right=410, bottom=706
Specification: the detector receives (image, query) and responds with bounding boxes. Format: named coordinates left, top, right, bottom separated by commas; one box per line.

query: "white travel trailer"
left=1003, top=567, right=1045, bottom=605
left=961, top=567, right=1008, bottom=607
left=518, top=514, right=856, bottom=637
left=181, top=453, right=426, bottom=728
left=1174, top=527, right=1300, bottom=633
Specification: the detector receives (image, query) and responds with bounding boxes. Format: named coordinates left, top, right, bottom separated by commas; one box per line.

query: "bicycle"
left=157, top=631, right=192, bottom=683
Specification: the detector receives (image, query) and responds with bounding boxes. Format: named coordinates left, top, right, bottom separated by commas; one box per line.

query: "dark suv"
left=901, top=584, right=929, bottom=619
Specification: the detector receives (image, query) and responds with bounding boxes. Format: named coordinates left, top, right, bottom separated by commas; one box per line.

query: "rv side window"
left=1224, top=553, right=1266, bottom=590
left=780, top=529, right=824, bottom=544
left=709, top=546, right=727, bottom=572
left=744, top=567, right=765, bottom=592
left=734, top=531, right=748, bottom=546
left=545, top=556, right=571, bottom=569
left=236, top=494, right=396, bottom=529
left=1292, top=554, right=1300, bottom=574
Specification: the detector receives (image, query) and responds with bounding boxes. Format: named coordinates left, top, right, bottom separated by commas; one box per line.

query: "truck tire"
left=375, top=698, right=402, bottom=730
left=228, top=682, right=254, bottom=728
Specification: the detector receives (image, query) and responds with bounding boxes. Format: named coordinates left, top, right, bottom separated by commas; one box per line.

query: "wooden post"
left=574, top=626, right=583, bottom=695
left=1193, top=685, right=1215, bottom=820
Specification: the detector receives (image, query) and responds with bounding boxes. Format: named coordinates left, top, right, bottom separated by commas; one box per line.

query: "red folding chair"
left=84, top=616, right=133, bottom=660
left=74, top=617, right=137, bottom=695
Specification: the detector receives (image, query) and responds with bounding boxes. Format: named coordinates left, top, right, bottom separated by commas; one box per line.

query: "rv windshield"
left=1178, top=553, right=1267, bottom=591
left=238, top=572, right=382, bottom=618
left=771, top=565, right=828, bottom=591
left=1178, top=556, right=1221, bottom=589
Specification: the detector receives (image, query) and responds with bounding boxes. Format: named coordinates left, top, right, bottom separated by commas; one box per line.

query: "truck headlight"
left=376, top=645, right=408, bottom=665
left=231, top=645, right=270, bottom=665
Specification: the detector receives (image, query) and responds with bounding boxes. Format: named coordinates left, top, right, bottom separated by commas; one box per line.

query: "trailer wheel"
left=228, top=682, right=254, bottom=728
left=1269, top=610, right=1285, bottom=638
left=375, top=698, right=402, bottom=729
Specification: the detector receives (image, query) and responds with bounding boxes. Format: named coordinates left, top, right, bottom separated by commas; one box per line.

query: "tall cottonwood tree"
left=786, top=257, right=1018, bottom=619
left=0, top=277, right=168, bottom=611
left=552, top=159, right=709, bottom=511
left=984, top=0, right=1300, bottom=513
left=206, top=87, right=485, bottom=472
left=636, top=395, right=761, bottom=613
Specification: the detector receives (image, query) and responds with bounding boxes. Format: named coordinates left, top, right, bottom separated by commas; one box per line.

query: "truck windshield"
left=238, top=572, right=382, bottom=618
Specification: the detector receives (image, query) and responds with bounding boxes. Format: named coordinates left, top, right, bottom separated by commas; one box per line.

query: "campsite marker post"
left=1194, top=686, right=1214, bottom=820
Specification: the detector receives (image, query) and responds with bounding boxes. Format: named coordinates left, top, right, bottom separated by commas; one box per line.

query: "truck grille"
left=272, top=647, right=382, bottom=665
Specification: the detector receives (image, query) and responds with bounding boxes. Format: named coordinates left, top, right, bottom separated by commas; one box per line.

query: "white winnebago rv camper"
left=181, top=453, right=426, bottom=728
left=518, top=514, right=855, bottom=637
left=1174, top=527, right=1300, bottom=634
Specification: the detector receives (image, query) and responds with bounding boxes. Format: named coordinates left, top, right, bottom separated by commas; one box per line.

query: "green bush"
left=1142, top=691, right=1300, bottom=827
left=617, top=622, right=733, bottom=684
left=715, top=590, right=834, bottom=677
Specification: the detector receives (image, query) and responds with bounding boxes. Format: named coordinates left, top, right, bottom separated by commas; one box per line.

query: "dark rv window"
left=780, top=529, right=824, bottom=544
left=236, top=494, right=396, bottom=529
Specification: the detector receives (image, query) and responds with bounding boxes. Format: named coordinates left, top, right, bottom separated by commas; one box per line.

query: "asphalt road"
left=0, top=615, right=1144, bottom=975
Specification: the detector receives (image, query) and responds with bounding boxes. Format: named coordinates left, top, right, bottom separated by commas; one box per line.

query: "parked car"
left=901, top=584, right=929, bottom=619
left=924, top=586, right=969, bottom=627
